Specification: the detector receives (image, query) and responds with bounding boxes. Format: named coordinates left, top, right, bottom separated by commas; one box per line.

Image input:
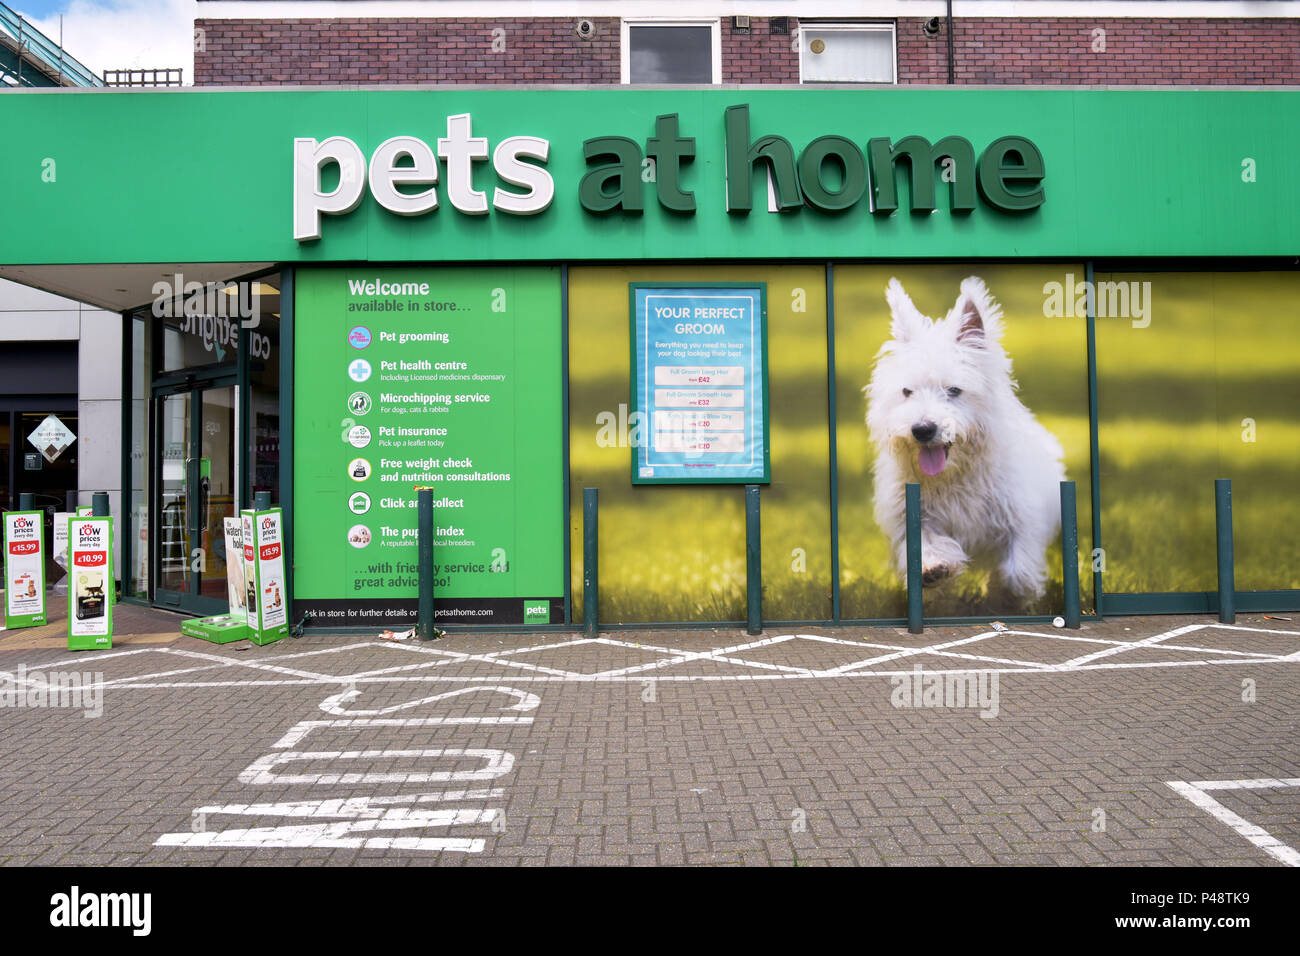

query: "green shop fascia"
left=1, top=86, right=1297, bottom=630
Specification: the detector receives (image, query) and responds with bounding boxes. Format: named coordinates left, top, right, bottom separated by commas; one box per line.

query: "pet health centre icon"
left=348, top=359, right=372, bottom=383
left=348, top=392, right=372, bottom=416
left=348, top=326, right=372, bottom=349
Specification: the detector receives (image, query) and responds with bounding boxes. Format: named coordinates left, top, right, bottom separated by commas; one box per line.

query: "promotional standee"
left=4, top=510, right=46, bottom=629
left=67, top=516, right=113, bottom=650
left=53, top=506, right=94, bottom=583
left=180, top=517, right=251, bottom=644
left=241, top=508, right=288, bottom=645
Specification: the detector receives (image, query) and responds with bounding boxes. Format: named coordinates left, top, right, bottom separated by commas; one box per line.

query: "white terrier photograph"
left=865, top=276, right=1066, bottom=605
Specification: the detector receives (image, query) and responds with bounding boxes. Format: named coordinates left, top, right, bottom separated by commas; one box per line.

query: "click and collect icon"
left=348, top=359, right=372, bottom=383
left=348, top=492, right=371, bottom=515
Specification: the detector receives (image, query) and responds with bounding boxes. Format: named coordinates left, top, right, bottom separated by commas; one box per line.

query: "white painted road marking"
left=1167, top=778, right=1300, bottom=867
left=7, top=622, right=1294, bottom=689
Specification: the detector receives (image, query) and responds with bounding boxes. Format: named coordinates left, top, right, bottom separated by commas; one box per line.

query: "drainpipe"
left=946, top=0, right=955, bottom=84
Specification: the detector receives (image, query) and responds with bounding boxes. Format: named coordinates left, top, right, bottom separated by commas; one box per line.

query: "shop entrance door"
left=153, top=378, right=237, bottom=615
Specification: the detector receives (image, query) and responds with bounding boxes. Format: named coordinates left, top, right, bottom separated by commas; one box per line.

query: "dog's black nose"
left=912, top=422, right=938, bottom=443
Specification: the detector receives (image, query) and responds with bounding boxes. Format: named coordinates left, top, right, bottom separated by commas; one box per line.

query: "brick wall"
left=898, top=17, right=1300, bottom=85
left=194, top=17, right=622, bottom=85
left=194, top=15, right=1300, bottom=87
left=721, top=17, right=799, bottom=84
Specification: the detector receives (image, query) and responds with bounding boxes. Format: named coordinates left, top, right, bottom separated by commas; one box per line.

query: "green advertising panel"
left=294, top=266, right=564, bottom=627
left=67, top=515, right=113, bottom=650
left=4, top=510, right=46, bottom=629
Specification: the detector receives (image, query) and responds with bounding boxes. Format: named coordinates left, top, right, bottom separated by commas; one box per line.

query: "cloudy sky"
left=12, top=0, right=197, bottom=81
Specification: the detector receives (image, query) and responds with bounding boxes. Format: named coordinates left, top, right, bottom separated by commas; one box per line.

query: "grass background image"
left=567, top=265, right=1298, bottom=624
left=1095, top=271, right=1300, bottom=593
left=570, top=265, right=832, bottom=623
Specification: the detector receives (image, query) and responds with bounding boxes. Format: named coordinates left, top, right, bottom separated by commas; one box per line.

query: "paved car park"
left=1, top=613, right=1297, bottom=866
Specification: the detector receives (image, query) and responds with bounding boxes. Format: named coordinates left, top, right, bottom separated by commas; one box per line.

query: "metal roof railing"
left=0, top=0, right=103, bottom=88
left=104, top=67, right=183, bottom=87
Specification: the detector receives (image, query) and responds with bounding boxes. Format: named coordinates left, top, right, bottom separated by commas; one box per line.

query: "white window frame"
left=797, top=21, right=898, bottom=85
left=621, top=18, right=722, bottom=85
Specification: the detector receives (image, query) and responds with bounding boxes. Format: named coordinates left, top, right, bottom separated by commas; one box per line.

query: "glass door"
left=153, top=380, right=237, bottom=615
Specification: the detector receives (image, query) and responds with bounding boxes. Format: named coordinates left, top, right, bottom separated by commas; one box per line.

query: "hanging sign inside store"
left=631, top=284, right=770, bottom=485
left=67, top=516, right=113, bottom=650
left=27, top=414, right=76, bottom=463
left=4, top=510, right=47, bottom=629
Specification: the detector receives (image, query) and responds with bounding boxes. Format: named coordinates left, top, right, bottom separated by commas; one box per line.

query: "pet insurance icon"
left=865, top=276, right=1065, bottom=605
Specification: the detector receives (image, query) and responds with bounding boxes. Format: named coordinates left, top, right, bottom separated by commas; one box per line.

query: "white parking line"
left=1167, top=778, right=1300, bottom=867
left=5, top=622, right=1298, bottom=689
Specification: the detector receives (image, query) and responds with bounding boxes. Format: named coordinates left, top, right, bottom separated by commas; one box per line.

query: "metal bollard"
left=91, top=492, right=109, bottom=517
left=1215, top=478, right=1235, bottom=624
left=65, top=490, right=77, bottom=513
left=745, top=485, right=762, bottom=636
left=18, top=493, right=34, bottom=511
left=583, top=488, right=598, bottom=637
left=254, top=491, right=271, bottom=512
left=1060, top=481, right=1081, bottom=628
left=906, top=482, right=923, bottom=634
left=417, top=488, right=435, bottom=639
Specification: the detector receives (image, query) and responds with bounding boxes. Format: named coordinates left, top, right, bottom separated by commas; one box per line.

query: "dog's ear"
left=952, top=276, right=1003, bottom=346
left=885, top=278, right=927, bottom=342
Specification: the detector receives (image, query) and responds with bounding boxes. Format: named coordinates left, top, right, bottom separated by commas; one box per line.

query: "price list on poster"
left=632, top=285, right=769, bottom=484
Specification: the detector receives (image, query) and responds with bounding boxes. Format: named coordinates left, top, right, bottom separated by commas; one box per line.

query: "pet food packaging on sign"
left=67, top=516, right=113, bottom=649
left=4, top=510, right=47, bottom=628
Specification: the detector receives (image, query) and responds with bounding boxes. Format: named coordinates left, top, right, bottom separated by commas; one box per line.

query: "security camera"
left=922, top=17, right=942, bottom=37
left=575, top=19, right=596, bottom=40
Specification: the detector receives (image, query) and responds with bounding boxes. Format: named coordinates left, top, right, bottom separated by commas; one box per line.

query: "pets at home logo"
left=523, top=601, right=549, bottom=623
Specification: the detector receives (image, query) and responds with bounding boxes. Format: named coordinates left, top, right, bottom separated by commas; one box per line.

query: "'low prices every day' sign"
left=67, top=516, right=113, bottom=650
left=4, top=510, right=46, bottom=628
left=632, top=284, right=769, bottom=484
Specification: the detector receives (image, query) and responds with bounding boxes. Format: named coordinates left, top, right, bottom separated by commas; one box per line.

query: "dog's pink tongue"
left=919, top=445, right=947, bottom=476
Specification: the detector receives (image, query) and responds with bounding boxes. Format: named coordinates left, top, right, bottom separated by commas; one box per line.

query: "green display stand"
left=67, top=515, right=113, bottom=651
left=181, top=613, right=250, bottom=644
left=4, top=510, right=47, bottom=629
